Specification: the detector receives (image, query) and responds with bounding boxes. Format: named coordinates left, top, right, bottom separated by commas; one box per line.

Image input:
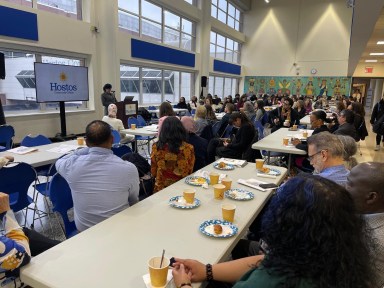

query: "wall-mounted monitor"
left=34, top=63, right=89, bottom=103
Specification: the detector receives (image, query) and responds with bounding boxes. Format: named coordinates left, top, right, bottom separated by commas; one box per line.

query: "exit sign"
left=365, top=67, right=374, bottom=73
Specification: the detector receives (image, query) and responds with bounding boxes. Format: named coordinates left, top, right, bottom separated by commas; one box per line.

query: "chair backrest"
left=200, top=124, right=214, bottom=142
left=136, top=115, right=147, bottom=127
left=128, top=117, right=138, bottom=128
left=111, top=129, right=121, bottom=144
left=253, top=120, right=265, bottom=140
left=49, top=173, right=77, bottom=238
left=222, top=124, right=234, bottom=138
left=148, top=106, right=156, bottom=110
left=21, top=134, right=52, bottom=147
left=111, top=145, right=132, bottom=158
left=0, top=125, right=15, bottom=149
left=0, top=162, right=37, bottom=212
left=212, top=121, right=222, bottom=137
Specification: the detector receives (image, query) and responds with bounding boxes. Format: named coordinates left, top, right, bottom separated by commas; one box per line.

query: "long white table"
left=0, top=140, right=82, bottom=168
left=121, top=126, right=158, bottom=137
left=252, top=128, right=313, bottom=175
left=149, top=108, right=188, bottom=116
left=21, top=162, right=287, bottom=288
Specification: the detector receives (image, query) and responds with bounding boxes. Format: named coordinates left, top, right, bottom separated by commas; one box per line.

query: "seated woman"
left=194, top=106, right=209, bottom=136
left=151, top=117, right=195, bottom=192
left=172, top=175, right=375, bottom=288
left=102, top=104, right=134, bottom=144
left=205, top=104, right=218, bottom=124
left=294, top=99, right=306, bottom=119
left=254, top=100, right=265, bottom=121
left=242, top=101, right=256, bottom=121
left=159, top=101, right=176, bottom=118
left=181, top=116, right=208, bottom=172
left=176, top=97, right=189, bottom=110
left=207, top=112, right=255, bottom=163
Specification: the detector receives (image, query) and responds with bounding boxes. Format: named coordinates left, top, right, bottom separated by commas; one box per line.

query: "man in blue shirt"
left=56, top=120, right=140, bottom=231
left=307, top=132, right=349, bottom=186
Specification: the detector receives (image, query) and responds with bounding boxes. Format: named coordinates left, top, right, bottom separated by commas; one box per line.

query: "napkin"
left=194, top=170, right=227, bottom=189
left=218, top=158, right=247, bottom=167
left=143, top=270, right=175, bottom=288
left=256, top=173, right=277, bottom=179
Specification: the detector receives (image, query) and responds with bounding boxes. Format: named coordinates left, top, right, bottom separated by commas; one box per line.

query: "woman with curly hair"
left=151, top=117, right=195, bottom=192
left=172, top=174, right=375, bottom=288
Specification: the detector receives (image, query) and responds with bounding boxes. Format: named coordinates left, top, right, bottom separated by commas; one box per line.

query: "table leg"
left=287, top=154, right=292, bottom=176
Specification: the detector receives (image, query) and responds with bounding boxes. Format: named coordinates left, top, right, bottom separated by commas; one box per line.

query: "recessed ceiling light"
left=377, top=41, right=384, bottom=45
left=365, top=60, right=378, bottom=62
left=370, top=53, right=384, bottom=56
left=265, top=0, right=270, bottom=3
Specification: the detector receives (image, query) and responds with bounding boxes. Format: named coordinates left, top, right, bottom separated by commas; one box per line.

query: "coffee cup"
left=77, top=137, right=85, bottom=146
left=256, top=159, right=264, bottom=170
left=222, top=204, right=236, bottom=222
left=302, top=131, right=308, bottom=138
left=183, top=188, right=195, bottom=204
left=213, top=184, right=226, bottom=200
left=131, top=123, right=136, bottom=130
left=209, top=172, right=219, bottom=185
left=283, top=137, right=289, bottom=146
left=292, top=124, right=298, bottom=130
left=148, top=256, right=170, bottom=287
left=221, top=177, right=232, bottom=190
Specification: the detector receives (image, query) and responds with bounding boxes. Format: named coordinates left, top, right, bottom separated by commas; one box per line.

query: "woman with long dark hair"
left=172, top=175, right=375, bottom=288
left=254, top=99, right=265, bottom=121
left=159, top=101, right=176, bottom=118
left=151, top=117, right=195, bottom=192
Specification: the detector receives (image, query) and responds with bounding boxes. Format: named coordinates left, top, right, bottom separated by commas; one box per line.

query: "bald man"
left=346, top=162, right=384, bottom=288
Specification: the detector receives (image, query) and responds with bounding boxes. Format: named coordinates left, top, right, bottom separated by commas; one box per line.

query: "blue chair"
left=0, top=125, right=15, bottom=152
left=128, top=117, right=153, bottom=155
left=212, top=121, right=222, bottom=137
left=222, top=124, right=234, bottom=138
left=191, top=109, right=196, bottom=116
left=111, top=145, right=132, bottom=158
left=111, top=129, right=121, bottom=145
left=136, top=115, right=147, bottom=127
left=49, top=173, right=77, bottom=238
left=148, top=106, right=156, bottom=110
left=21, top=134, right=52, bottom=147
left=0, top=162, right=42, bottom=227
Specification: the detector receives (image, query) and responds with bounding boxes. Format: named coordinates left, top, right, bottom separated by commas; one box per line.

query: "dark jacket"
left=353, top=114, right=368, bottom=141
left=333, top=123, right=357, bottom=140
left=187, top=133, right=208, bottom=172
left=176, top=102, right=189, bottom=110
left=217, top=113, right=231, bottom=137
left=269, top=107, right=300, bottom=129
left=370, top=99, right=384, bottom=124
left=294, top=107, right=306, bottom=120
left=226, top=122, right=256, bottom=153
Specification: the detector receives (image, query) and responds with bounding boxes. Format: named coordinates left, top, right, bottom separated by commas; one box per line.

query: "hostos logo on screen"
left=50, top=72, right=77, bottom=93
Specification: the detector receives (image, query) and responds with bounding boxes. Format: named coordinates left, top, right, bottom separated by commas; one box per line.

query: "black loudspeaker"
left=201, top=76, right=207, bottom=87
left=0, top=53, right=5, bottom=80
left=0, top=101, right=5, bottom=125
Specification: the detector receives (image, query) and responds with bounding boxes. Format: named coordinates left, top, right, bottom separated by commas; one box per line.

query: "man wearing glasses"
left=269, top=97, right=300, bottom=132
left=307, top=132, right=349, bottom=186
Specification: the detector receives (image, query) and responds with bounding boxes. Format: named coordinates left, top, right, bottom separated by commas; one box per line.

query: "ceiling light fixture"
left=265, top=0, right=270, bottom=3
left=377, top=41, right=384, bottom=45
left=365, top=60, right=378, bottom=62
left=370, top=53, right=384, bottom=56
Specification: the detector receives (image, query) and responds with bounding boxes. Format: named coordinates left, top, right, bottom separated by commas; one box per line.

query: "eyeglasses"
left=307, top=150, right=326, bottom=161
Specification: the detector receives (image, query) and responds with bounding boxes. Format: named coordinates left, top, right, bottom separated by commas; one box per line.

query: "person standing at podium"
left=101, top=83, right=117, bottom=115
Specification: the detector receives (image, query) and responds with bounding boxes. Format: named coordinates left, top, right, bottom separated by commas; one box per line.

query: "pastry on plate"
left=213, top=224, right=223, bottom=234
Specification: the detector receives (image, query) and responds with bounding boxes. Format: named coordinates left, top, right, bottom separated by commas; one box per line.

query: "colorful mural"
left=244, top=76, right=351, bottom=97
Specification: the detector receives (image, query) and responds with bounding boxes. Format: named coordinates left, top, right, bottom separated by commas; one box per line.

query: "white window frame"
left=210, top=31, right=241, bottom=64
left=211, top=0, right=243, bottom=32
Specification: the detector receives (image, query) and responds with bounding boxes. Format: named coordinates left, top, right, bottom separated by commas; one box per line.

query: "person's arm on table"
left=0, top=156, right=14, bottom=168
left=173, top=255, right=264, bottom=285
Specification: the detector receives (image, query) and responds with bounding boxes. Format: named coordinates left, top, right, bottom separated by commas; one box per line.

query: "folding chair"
left=111, top=129, right=121, bottom=145
left=128, top=117, right=154, bottom=156
left=111, top=145, right=132, bottom=158
left=0, top=125, right=15, bottom=152
left=21, top=134, right=51, bottom=147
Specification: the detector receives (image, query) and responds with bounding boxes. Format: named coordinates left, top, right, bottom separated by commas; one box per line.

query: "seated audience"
left=242, top=101, right=256, bottom=121
left=172, top=175, right=375, bottom=288
left=333, top=109, right=358, bottom=140
left=175, top=97, right=189, bottom=110
left=328, top=101, right=346, bottom=132
left=159, top=101, right=176, bottom=118
left=151, top=117, right=195, bottom=192
left=205, top=104, right=218, bottom=123
left=56, top=120, right=139, bottom=231
left=337, top=135, right=358, bottom=170
left=0, top=156, right=14, bottom=168
left=102, top=104, right=134, bottom=144
left=254, top=100, right=265, bottom=121
left=207, top=112, right=255, bottom=163
left=181, top=116, right=208, bottom=172
left=217, top=103, right=235, bottom=137
left=294, top=99, right=306, bottom=119
left=269, top=97, right=299, bottom=131
left=237, top=94, right=247, bottom=110
left=303, top=97, right=312, bottom=114
left=194, top=106, right=209, bottom=136
left=307, top=132, right=349, bottom=186
left=346, top=162, right=384, bottom=288
left=189, top=96, right=198, bottom=111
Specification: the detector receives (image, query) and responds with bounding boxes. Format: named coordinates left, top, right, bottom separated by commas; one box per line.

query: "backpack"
left=122, top=153, right=153, bottom=200
left=138, top=107, right=152, bottom=122
left=373, top=114, right=384, bottom=136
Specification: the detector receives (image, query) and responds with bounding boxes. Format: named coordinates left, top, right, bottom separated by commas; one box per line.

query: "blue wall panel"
left=213, top=59, right=241, bottom=75
left=131, top=38, right=195, bottom=67
left=0, top=6, right=38, bottom=41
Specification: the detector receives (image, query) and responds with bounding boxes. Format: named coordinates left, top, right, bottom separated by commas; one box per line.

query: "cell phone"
left=259, top=183, right=279, bottom=189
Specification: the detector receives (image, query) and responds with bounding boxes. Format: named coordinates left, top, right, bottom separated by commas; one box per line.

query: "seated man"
left=307, top=132, right=349, bottom=186
left=346, top=162, right=384, bottom=288
left=102, top=104, right=134, bottom=144
left=333, top=109, right=358, bottom=140
left=56, top=120, right=140, bottom=231
left=269, top=97, right=300, bottom=132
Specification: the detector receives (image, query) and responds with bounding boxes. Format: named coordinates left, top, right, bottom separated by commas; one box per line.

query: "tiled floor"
left=15, top=117, right=384, bottom=241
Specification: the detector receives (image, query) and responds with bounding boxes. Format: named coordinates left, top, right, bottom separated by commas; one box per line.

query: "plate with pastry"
left=185, top=176, right=209, bottom=186
left=213, top=161, right=235, bottom=170
left=199, top=219, right=238, bottom=238
left=257, top=167, right=281, bottom=176
left=225, top=189, right=254, bottom=201
left=169, top=196, right=201, bottom=209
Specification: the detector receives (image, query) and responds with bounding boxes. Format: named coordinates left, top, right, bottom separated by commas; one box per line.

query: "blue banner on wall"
left=0, top=5, right=38, bottom=41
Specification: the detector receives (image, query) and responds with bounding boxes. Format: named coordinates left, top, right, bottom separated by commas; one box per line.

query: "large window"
left=118, top=0, right=196, bottom=51
left=210, top=31, right=240, bottom=63
left=120, top=64, right=193, bottom=105
left=211, top=0, right=242, bottom=31
left=0, top=49, right=87, bottom=115
left=209, top=75, right=238, bottom=98
left=2, top=0, right=82, bottom=19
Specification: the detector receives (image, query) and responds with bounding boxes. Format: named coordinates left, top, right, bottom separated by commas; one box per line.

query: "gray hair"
left=307, top=132, right=344, bottom=158
left=243, top=101, right=254, bottom=113
left=337, top=135, right=358, bottom=170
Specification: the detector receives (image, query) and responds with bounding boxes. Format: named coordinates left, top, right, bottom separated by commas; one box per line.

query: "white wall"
left=241, top=0, right=353, bottom=77
left=353, top=62, right=384, bottom=77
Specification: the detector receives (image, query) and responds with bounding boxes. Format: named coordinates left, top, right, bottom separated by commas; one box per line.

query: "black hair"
left=85, top=120, right=112, bottom=146
left=256, top=99, right=265, bottom=114
left=103, top=83, right=112, bottom=92
left=156, top=117, right=187, bottom=154
left=284, top=97, right=294, bottom=107
left=229, top=112, right=251, bottom=126
left=340, top=109, right=354, bottom=124
left=261, top=174, right=375, bottom=288
left=312, top=110, right=326, bottom=122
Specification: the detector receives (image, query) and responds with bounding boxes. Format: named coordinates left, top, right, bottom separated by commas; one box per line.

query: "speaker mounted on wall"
left=201, top=76, right=207, bottom=88
left=0, top=52, right=5, bottom=80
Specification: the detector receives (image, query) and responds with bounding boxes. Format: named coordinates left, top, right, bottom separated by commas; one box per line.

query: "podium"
left=116, top=98, right=138, bottom=129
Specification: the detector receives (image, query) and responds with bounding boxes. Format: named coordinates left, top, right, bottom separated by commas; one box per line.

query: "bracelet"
left=178, top=283, right=192, bottom=288
left=206, top=263, right=213, bottom=281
